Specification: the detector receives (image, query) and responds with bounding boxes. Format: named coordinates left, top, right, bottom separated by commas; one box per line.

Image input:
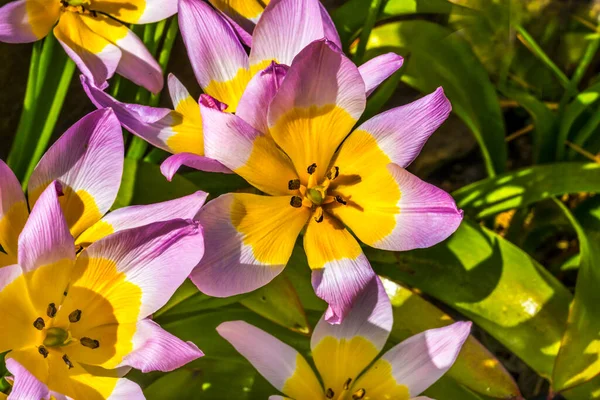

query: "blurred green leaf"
left=369, top=219, right=572, bottom=379
left=553, top=199, right=600, bottom=391
left=454, top=162, right=600, bottom=218
left=332, top=0, right=454, bottom=49
left=364, top=20, right=506, bottom=176
left=383, top=277, right=521, bottom=398
left=424, top=377, right=488, bottom=400
left=184, top=171, right=250, bottom=200
left=240, top=274, right=310, bottom=335
left=113, top=158, right=200, bottom=208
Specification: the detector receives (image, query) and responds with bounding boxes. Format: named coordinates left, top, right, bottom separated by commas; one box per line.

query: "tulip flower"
left=218, top=277, right=472, bottom=400
left=0, top=0, right=177, bottom=92
left=0, top=108, right=208, bottom=268
left=82, top=0, right=403, bottom=180
left=0, top=180, right=204, bottom=399
left=193, top=39, right=462, bottom=323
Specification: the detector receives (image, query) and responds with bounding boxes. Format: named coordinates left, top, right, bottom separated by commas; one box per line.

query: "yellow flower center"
left=60, top=0, right=97, bottom=16
left=322, top=377, right=367, bottom=400
left=289, top=164, right=347, bottom=223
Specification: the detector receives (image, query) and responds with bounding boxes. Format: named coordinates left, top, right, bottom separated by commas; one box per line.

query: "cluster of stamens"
left=33, top=302, right=100, bottom=369
left=60, top=0, right=98, bottom=17
left=289, top=163, right=347, bottom=223
left=324, top=377, right=366, bottom=400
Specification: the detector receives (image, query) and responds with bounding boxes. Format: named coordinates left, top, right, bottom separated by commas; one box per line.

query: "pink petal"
left=18, top=181, right=75, bottom=272
left=359, top=53, right=404, bottom=97
left=5, top=358, right=50, bottom=400
left=0, top=0, right=41, bottom=43
left=160, top=153, right=231, bottom=181
left=0, top=159, right=27, bottom=258
left=119, top=319, right=203, bottom=372
left=354, top=87, right=451, bottom=167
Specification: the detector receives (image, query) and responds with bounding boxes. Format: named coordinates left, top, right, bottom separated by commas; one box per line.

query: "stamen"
left=38, top=346, right=49, bottom=358
left=47, top=303, right=57, bottom=318
left=344, top=378, right=352, bottom=390
left=327, top=166, right=339, bottom=180
left=288, top=179, right=301, bottom=190
left=335, top=195, right=347, bottom=205
left=80, top=337, right=100, bottom=349
left=307, top=163, right=317, bottom=175
left=352, top=388, right=366, bottom=399
left=62, top=354, right=74, bottom=369
left=69, top=309, right=82, bottom=323
left=290, top=196, right=303, bottom=208
left=326, top=388, right=334, bottom=398
left=33, top=317, right=45, bottom=330
left=314, top=207, right=324, bottom=223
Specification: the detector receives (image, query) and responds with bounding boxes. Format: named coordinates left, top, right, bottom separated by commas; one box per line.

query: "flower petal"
left=359, top=53, right=404, bottom=97
left=303, top=212, right=376, bottom=324
left=160, top=153, right=231, bottom=181
left=81, top=75, right=199, bottom=155
left=118, top=319, right=204, bottom=372
left=310, top=276, right=392, bottom=396
left=90, top=0, right=177, bottom=24
left=54, top=13, right=122, bottom=88
left=208, top=0, right=268, bottom=31
left=354, top=321, right=472, bottom=397
left=28, top=108, right=124, bottom=239
left=330, top=142, right=461, bottom=251
left=249, top=0, right=334, bottom=68
left=76, top=190, right=208, bottom=246
left=0, top=0, right=59, bottom=43
left=0, top=159, right=27, bottom=258
left=201, top=102, right=298, bottom=196
left=191, top=193, right=309, bottom=297
left=178, top=0, right=250, bottom=111
left=83, top=13, right=162, bottom=93
left=353, top=87, right=451, bottom=168
left=268, top=39, right=366, bottom=183
left=319, top=2, right=341, bottom=48
left=217, top=320, right=324, bottom=398
left=5, top=355, right=50, bottom=400
left=236, top=62, right=288, bottom=133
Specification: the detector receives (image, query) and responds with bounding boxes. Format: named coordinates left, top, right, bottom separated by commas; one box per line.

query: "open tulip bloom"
left=0, top=0, right=178, bottom=92
left=190, top=38, right=463, bottom=324
left=218, top=277, right=472, bottom=400
left=0, top=107, right=209, bottom=268
left=82, top=0, right=404, bottom=180
left=0, top=180, right=204, bottom=399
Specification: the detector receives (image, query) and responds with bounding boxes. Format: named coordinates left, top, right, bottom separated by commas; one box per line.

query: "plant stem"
left=354, top=0, right=384, bottom=64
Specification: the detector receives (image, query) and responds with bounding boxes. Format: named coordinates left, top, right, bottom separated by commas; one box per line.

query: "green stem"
left=22, top=59, right=76, bottom=187
left=354, top=0, right=384, bottom=64
left=7, top=40, right=43, bottom=180
left=558, top=34, right=600, bottom=112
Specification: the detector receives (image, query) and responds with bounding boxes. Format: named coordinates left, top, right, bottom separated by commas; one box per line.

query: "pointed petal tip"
left=199, top=94, right=228, bottom=111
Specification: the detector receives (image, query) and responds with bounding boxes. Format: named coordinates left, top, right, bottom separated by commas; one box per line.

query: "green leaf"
left=332, top=0, right=454, bottom=48
left=552, top=198, right=600, bottom=391
left=453, top=162, right=600, bottom=219
left=383, top=277, right=521, bottom=398
left=369, top=219, right=572, bottom=379
left=364, top=20, right=506, bottom=176
left=113, top=158, right=200, bottom=208
left=240, top=274, right=310, bottom=335
left=184, top=171, right=250, bottom=200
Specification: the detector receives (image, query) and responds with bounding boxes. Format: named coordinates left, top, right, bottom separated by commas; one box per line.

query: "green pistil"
left=43, top=327, right=69, bottom=347
left=307, top=187, right=324, bottom=205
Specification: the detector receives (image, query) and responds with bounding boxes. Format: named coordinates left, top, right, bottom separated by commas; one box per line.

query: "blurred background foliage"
left=2, top=0, right=600, bottom=398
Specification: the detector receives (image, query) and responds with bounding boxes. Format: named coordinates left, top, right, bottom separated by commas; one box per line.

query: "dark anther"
left=335, top=195, right=347, bottom=205
left=344, top=378, right=352, bottom=390
left=307, top=163, right=317, bottom=175
left=33, top=317, right=45, bottom=330
left=47, top=303, right=57, bottom=318
left=38, top=346, right=49, bottom=358
left=62, top=354, right=74, bottom=369
left=60, top=0, right=68, bottom=6
left=90, top=10, right=97, bottom=17
left=290, top=196, right=303, bottom=208
left=288, top=179, right=301, bottom=190
left=80, top=337, right=100, bottom=349
left=315, top=213, right=324, bottom=223
left=69, top=309, right=82, bottom=323
left=63, top=290, right=68, bottom=296
left=326, top=388, right=334, bottom=398
left=327, top=166, right=339, bottom=180
left=352, top=388, right=366, bottom=399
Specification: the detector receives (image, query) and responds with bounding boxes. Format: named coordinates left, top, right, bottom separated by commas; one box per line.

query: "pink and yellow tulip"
left=0, top=0, right=177, bottom=92
left=82, top=0, right=403, bottom=180
left=0, top=181, right=204, bottom=399
left=0, top=108, right=209, bottom=269
left=193, top=40, right=463, bottom=324
left=218, top=277, right=472, bottom=399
